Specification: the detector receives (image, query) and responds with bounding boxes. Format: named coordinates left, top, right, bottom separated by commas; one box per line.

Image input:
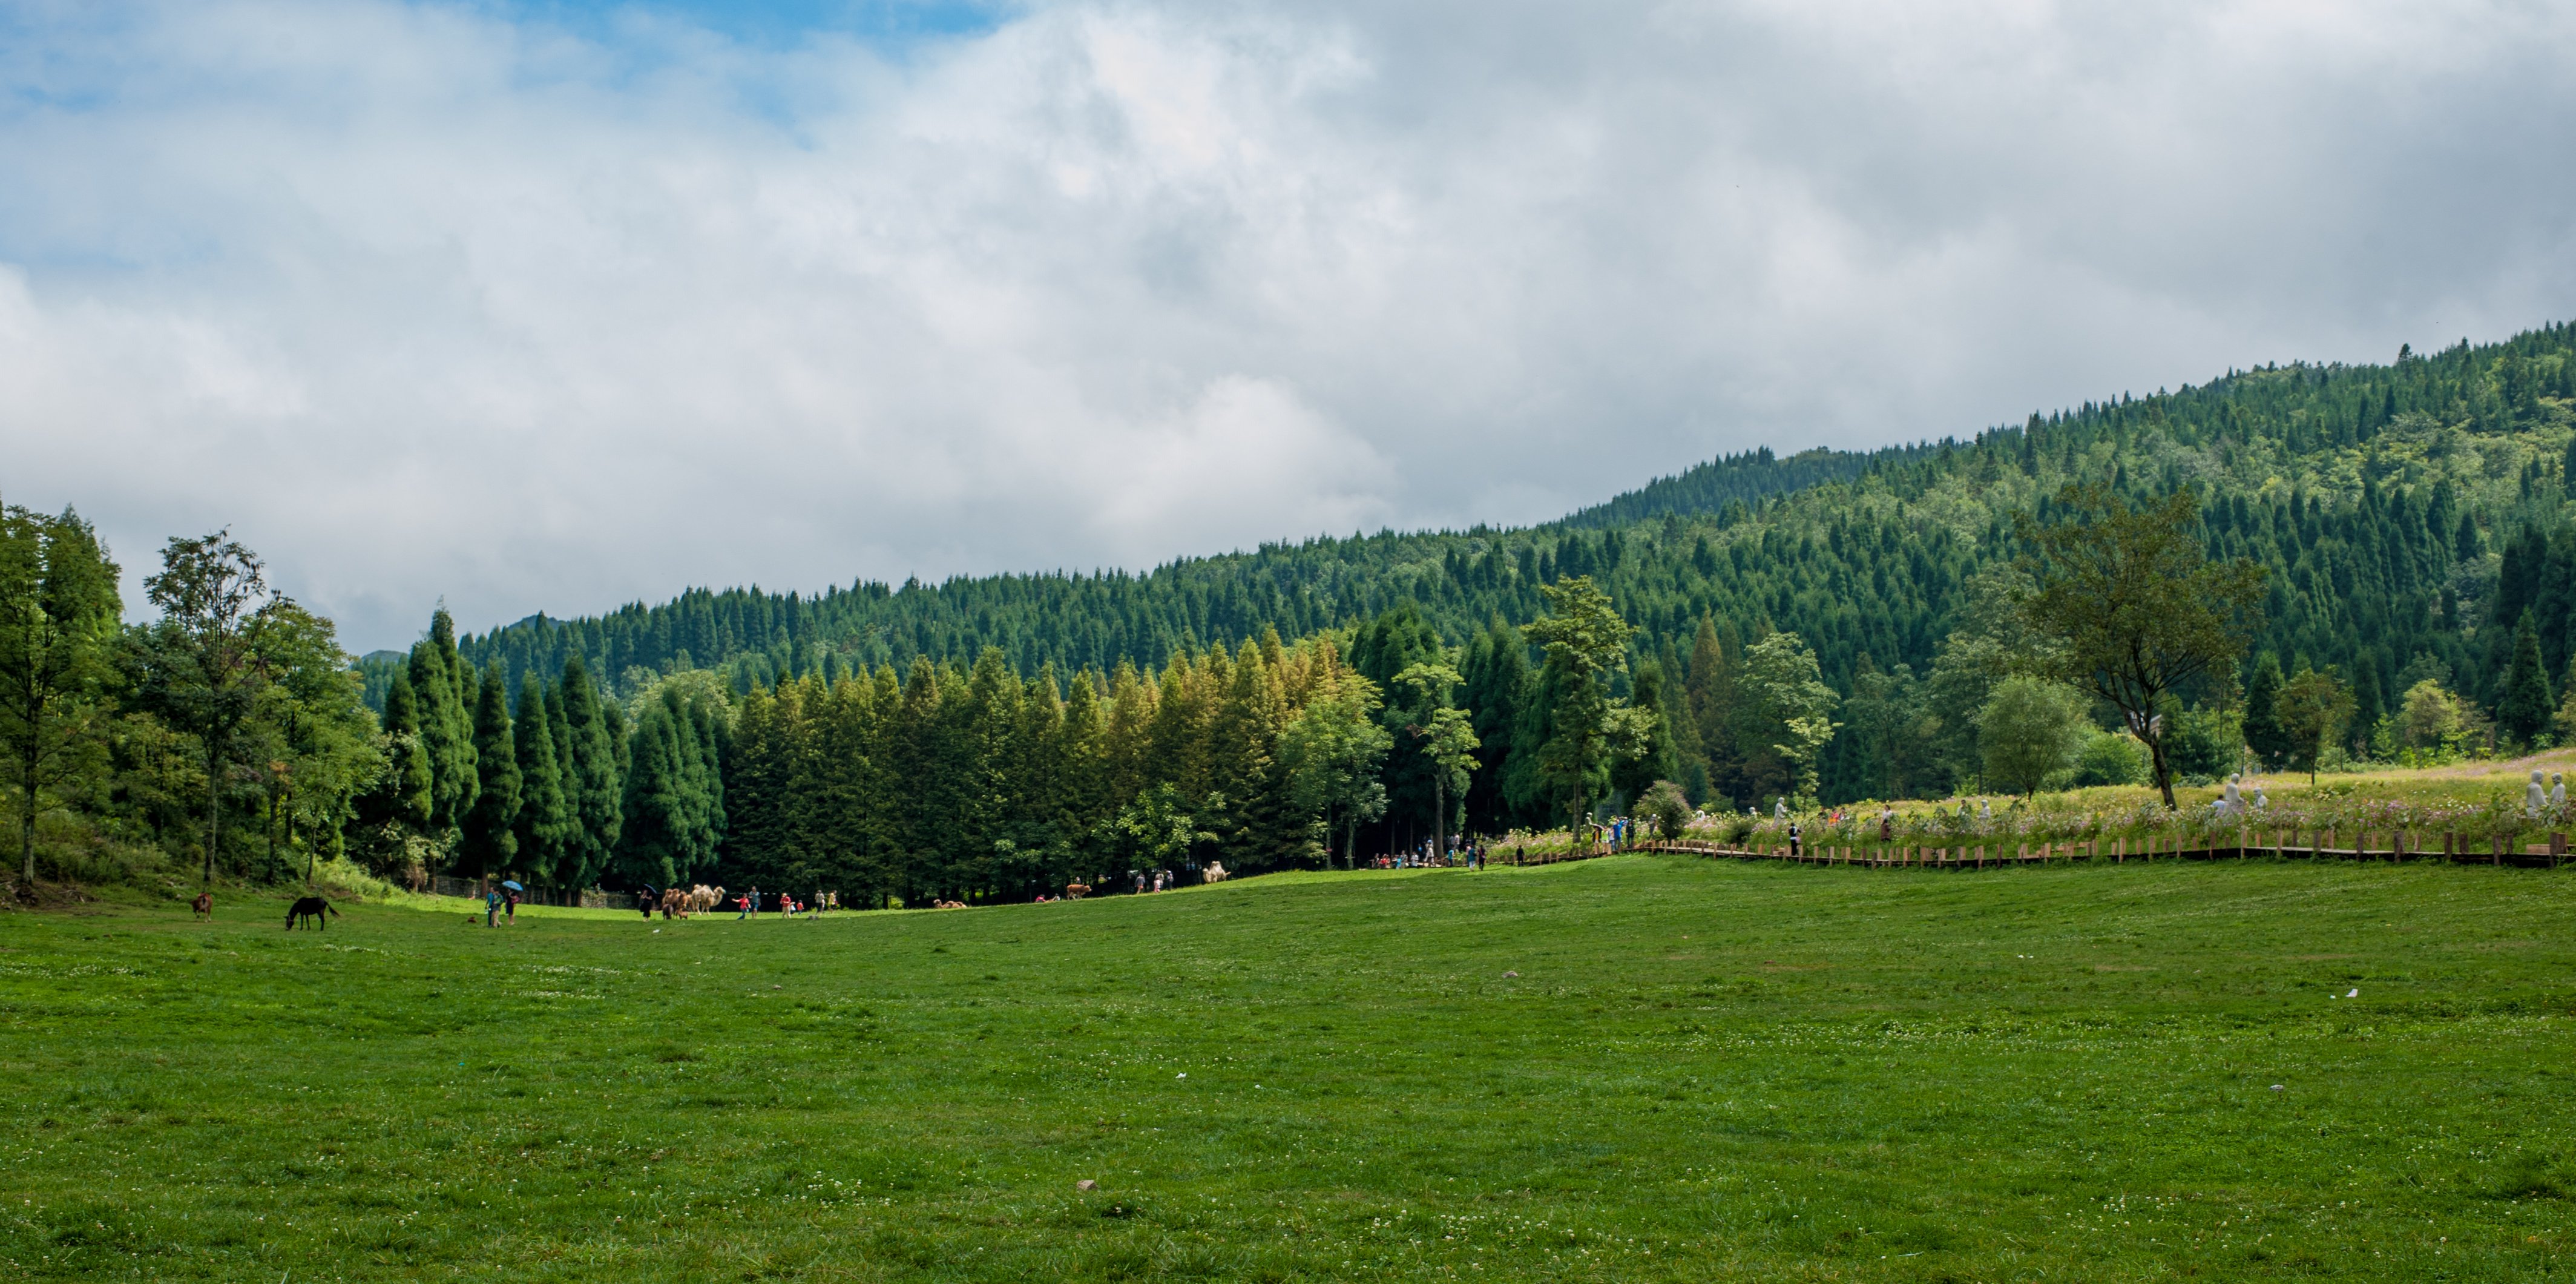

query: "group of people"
left=1370, top=838, right=1486, bottom=869
left=729, top=886, right=833, bottom=918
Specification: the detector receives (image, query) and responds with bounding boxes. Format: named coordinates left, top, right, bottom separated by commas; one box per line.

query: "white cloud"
left=2, top=0, right=2574, bottom=649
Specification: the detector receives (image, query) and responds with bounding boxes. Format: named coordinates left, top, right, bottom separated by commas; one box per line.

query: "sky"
left=4, top=1, right=2575, bottom=652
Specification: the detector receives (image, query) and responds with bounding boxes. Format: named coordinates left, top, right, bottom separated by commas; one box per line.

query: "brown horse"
left=191, top=891, right=212, bottom=920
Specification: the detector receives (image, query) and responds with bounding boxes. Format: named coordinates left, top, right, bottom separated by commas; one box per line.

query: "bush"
left=1980, top=677, right=2090, bottom=797
left=2062, top=731, right=2149, bottom=788
left=1635, top=780, right=1692, bottom=841
left=2163, top=705, right=2238, bottom=780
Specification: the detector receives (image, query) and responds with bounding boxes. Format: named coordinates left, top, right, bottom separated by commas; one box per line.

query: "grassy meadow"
left=4, top=855, right=2575, bottom=1281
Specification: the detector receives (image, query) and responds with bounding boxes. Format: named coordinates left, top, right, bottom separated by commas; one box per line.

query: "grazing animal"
left=658, top=888, right=692, bottom=920
left=191, top=892, right=212, bottom=920
left=1064, top=883, right=1089, bottom=900
left=285, top=896, right=340, bottom=930
left=1203, top=863, right=1229, bottom=884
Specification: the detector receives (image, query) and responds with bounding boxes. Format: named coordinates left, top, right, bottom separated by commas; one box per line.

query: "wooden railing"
left=1636, top=829, right=2572, bottom=870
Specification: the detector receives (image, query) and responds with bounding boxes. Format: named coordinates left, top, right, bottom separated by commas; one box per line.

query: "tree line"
left=13, top=323, right=2576, bottom=894
left=433, top=323, right=2576, bottom=811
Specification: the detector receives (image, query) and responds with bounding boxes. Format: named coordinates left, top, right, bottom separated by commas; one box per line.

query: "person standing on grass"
left=504, top=887, right=519, bottom=924
left=746, top=885, right=760, bottom=920
left=484, top=886, right=503, bottom=927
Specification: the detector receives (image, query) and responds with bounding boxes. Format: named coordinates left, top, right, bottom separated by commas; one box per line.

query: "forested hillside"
left=435, top=326, right=2576, bottom=809
left=16, top=324, right=2576, bottom=906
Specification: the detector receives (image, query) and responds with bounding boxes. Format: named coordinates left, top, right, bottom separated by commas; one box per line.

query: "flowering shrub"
left=1657, top=780, right=2572, bottom=854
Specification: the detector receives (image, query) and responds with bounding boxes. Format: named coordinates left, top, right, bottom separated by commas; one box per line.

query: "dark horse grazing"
left=191, top=892, right=212, bottom=920
left=286, top=896, right=340, bottom=930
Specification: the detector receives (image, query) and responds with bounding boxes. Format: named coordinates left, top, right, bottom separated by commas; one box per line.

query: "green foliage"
left=0, top=504, right=121, bottom=886
left=511, top=676, right=573, bottom=885
left=1635, top=779, right=1692, bottom=839
left=1282, top=665, right=1393, bottom=868
left=2277, top=665, right=2356, bottom=782
left=2242, top=653, right=2291, bottom=769
left=1740, top=632, right=1839, bottom=808
left=2161, top=705, right=2238, bottom=782
left=2498, top=616, right=2554, bottom=745
left=457, top=670, right=519, bottom=879
left=130, top=533, right=298, bottom=883
left=2019, top=485, right=2268, bottom=806
left=2061, top=728, right=2150, bottom=789
left=1522, top=576, right=1633, bottom=823
left=1978, top=676, right=2090, bottom=797
left=554, top=655, right=623, bottom=891
left=616, top=680, right=726, bottom=889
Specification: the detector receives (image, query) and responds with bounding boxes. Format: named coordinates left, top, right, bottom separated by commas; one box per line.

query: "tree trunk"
left=2146, top=731, right=2176, bottom=809
left=19, top=745, right=34, bottom=889
left=1433, top=778, right=1445, bottom=868
left=203, top=746, right=220, bottom=884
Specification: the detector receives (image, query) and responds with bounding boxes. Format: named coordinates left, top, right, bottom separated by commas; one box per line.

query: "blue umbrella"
left=501, top=880, right=524, bottom=892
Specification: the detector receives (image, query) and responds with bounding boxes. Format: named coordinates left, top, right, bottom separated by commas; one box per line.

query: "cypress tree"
left=617, top=697, right=687, bottom=887
left=2498, top=617, right=2554, bottom=745
left=457, top=669, right=520, bottom=881
left=380, top=669, right=434, bottom=830
left=512, top=675, right=572, bottom=886
left=409, top=623, right=476, bottom=831
left=554, top=656, right=622, bottom=889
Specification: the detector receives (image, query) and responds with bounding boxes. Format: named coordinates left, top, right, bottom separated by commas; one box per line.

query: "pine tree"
left=511, top=675, right=571, bottom=886
left=456, top=668, right=520, bottom=881
left=2497, top=616, right=2554, bottom=745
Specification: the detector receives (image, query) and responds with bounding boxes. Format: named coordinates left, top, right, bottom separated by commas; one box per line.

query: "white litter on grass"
left=2271, top=1084, right=2285, bottom=1091
left=652, top=929, right=660, bottom=934
left=2347, top=988, right=2359, bottom=998
left=1176, top=1073, right=1186, bottom=1079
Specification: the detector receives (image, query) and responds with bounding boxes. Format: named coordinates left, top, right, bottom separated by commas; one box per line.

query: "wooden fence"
left=1636, top=829, right=2572, bottom=870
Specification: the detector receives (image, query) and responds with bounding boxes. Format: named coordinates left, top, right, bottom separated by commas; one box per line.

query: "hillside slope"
left=433, top=328, right=2576, bottom=725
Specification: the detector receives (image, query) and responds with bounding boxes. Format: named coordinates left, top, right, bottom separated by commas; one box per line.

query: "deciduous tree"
left=2017, top=485, right=2267, bottom=808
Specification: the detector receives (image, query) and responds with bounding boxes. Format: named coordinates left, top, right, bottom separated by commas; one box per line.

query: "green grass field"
left=5, top=857, right=2575, bottom=1281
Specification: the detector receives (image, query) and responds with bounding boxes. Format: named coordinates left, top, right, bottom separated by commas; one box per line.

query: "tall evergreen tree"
left=2242, top=653, right=2291, bottom=770
left=554, top=654, right=621, bottom=889
left=1458, top=621, right=1530, bottom=832
left=457, top=670, right=520, bottom=881
left=373, top=669, right=434, bottom=830
left=409, top=611, right=476, bottom=831
left=511, top=676, right=572, bottom=886
left=2497, top=616, right=2554, bottom=745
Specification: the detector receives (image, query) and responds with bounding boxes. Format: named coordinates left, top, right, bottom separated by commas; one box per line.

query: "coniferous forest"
left=12, top=324, right=2576, bottom=904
